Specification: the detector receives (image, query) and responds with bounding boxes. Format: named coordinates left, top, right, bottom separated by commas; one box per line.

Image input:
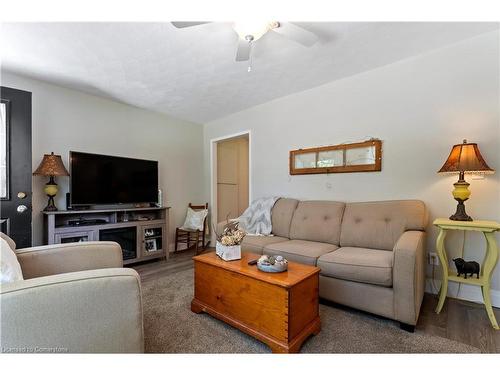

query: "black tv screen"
left=70, top=151, right=158, bottom=206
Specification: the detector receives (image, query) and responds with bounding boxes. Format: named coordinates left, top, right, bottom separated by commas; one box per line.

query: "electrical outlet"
left=428, top=252, right=440, bottom=266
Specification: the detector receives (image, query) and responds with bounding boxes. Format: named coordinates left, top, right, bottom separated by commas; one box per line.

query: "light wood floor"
left=131, top=249, right=500, bottom=353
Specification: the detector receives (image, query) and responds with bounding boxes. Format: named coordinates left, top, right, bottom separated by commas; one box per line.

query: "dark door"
left=1, top=86, right=32, bottom=248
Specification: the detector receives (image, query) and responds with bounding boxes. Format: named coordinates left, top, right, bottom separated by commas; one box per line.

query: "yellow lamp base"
left=450, top=177, right=472, bottom=221
left=43, top=176, right=59, bottom=211
left=44, top=184, right=58, bottom=197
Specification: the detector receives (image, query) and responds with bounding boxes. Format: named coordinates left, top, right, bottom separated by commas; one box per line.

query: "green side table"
left=433, top=218, right=500, bottom=329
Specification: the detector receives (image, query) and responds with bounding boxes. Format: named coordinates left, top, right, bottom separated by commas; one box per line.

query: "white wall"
left=1, top=71, right=205, bottom=247
left=204, top=31, right=500, bottom=302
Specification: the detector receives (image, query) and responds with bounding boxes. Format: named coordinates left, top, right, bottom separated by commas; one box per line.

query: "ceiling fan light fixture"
left=233, top=21, right=277, bottom=41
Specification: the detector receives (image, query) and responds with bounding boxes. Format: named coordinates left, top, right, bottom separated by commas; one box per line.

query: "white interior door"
left=216, top=136, right=249, bottom=223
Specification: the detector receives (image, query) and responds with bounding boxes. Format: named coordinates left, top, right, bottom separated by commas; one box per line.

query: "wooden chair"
left=174, top=203, right=210, bottom=255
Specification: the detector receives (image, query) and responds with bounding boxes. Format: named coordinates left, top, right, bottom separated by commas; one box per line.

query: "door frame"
left=210, top=130, right=252, bottom=241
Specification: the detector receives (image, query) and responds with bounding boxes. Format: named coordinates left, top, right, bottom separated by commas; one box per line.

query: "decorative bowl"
left=257, top=255, right=288, bottom=273
left=257, top=262, right=288, bottom=273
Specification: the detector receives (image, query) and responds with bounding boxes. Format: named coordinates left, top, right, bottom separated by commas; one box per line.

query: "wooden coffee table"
left=191, top=252, right=321, bottom=353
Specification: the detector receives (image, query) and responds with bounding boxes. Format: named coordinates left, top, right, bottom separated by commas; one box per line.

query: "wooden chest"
left=191, top=252, right=321, bottom=353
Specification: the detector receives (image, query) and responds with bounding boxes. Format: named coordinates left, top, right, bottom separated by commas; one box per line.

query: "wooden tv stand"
left=43, top=206, right=170, bottom=265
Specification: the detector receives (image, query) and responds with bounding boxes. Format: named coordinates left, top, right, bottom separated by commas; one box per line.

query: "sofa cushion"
left=271, top=198, right=299, bottom=238
left=289, top=201, right=345, bottom=245
left=340, top=200, right=427, bottom=251
left=264, top=240, right=338, bottom=266
left=241, top=235, right=289, bottom=255
left=317, top=247, right=393, bottom=287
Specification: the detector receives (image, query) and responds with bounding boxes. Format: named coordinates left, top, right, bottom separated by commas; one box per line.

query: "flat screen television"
left=70, top=151, right=158, bottom=207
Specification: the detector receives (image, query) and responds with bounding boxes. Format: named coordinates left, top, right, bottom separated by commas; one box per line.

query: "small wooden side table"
left=433, top=218, right=500, bottom=329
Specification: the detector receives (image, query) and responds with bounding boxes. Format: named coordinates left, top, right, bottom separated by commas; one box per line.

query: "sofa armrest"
left=16, top=241, right=123, bottom=279
left=393, top=230, right=426, bottom=325
left=0, top=268, right=143, bottom=353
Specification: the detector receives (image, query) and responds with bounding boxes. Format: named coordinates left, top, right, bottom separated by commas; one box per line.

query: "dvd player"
left=67, top=219, right=107, bottom=226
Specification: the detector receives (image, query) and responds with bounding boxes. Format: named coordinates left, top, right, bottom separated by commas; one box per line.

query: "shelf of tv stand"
left=54, top=217, right=165, bottom=227
left=42, top=206, right=170, bottom=265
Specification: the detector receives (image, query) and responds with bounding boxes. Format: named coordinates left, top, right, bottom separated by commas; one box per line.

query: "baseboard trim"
left=425, top=278, right=500, bottom=308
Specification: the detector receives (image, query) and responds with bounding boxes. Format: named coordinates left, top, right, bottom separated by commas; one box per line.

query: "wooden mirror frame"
left=289, top=140, right=382, bottom=175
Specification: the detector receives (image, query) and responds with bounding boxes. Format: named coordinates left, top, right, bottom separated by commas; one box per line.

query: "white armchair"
left=0, top=233, right=144, bottom=353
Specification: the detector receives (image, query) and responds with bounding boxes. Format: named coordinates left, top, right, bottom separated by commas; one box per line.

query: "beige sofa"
left=227, top=198, right=427, bottom=330
left=0, top=234, right=144, bottom=353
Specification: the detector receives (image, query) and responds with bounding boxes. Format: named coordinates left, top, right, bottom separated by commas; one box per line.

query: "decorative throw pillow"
left=0, top=237, right=23, bottom=284
left=181, top=207, right=208, bottom=231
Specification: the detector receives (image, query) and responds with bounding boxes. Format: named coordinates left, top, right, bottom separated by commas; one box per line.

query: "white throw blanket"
left=238, top=197, right=280, bottom=235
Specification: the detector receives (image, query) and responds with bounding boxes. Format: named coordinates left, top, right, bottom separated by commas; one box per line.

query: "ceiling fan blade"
left=235, top=39, right=251, bottom=61
left=171, top=22, right=210, bottom=28
left=272, top=22, right=318, bottom=47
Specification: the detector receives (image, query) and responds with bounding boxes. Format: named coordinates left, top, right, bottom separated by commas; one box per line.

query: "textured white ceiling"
left=1, top=22, right=497, bottom=124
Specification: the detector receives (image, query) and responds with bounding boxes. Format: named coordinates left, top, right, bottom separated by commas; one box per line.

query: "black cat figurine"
left=453, top=258, right=480, bottom=279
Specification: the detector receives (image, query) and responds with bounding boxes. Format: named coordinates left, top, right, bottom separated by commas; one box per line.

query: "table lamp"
left=33, top=152, right=70, bottom=211
left=438, top=139, right=494, bottom=221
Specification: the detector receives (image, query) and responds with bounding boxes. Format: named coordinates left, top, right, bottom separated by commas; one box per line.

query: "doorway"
left=210, top=131, right=251, bottom=234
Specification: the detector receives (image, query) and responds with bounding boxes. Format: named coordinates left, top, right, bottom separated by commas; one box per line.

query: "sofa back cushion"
left=271, top=198, right=299, bottom=238
left=340, top=200, right=427, bottom=251
left=289, top=201, right=345, bottom=245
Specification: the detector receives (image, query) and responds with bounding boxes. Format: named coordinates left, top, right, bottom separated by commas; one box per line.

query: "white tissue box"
left=216, top=242, right=241, bottom=261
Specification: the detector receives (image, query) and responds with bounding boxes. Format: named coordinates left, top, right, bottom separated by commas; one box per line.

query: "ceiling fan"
left=171, top=21, right=319, bottom=65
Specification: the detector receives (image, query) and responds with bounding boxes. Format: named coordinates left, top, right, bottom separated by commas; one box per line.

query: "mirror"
left=346, top=146, right=376, bottom=166
left=290, top=140, right=382, bottom=175
left=294, top=152, right=316, bottom=169
left=318, top=150, right=344, bottom=167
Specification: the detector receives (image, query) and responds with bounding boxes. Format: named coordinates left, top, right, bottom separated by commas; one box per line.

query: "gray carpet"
left=142, top=268, right=479, bottom=353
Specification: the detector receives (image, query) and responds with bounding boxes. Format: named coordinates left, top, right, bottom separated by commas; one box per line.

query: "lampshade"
left=33, top=152, right=70, bottom=177
left=438, top=140, right=494, bottom=174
